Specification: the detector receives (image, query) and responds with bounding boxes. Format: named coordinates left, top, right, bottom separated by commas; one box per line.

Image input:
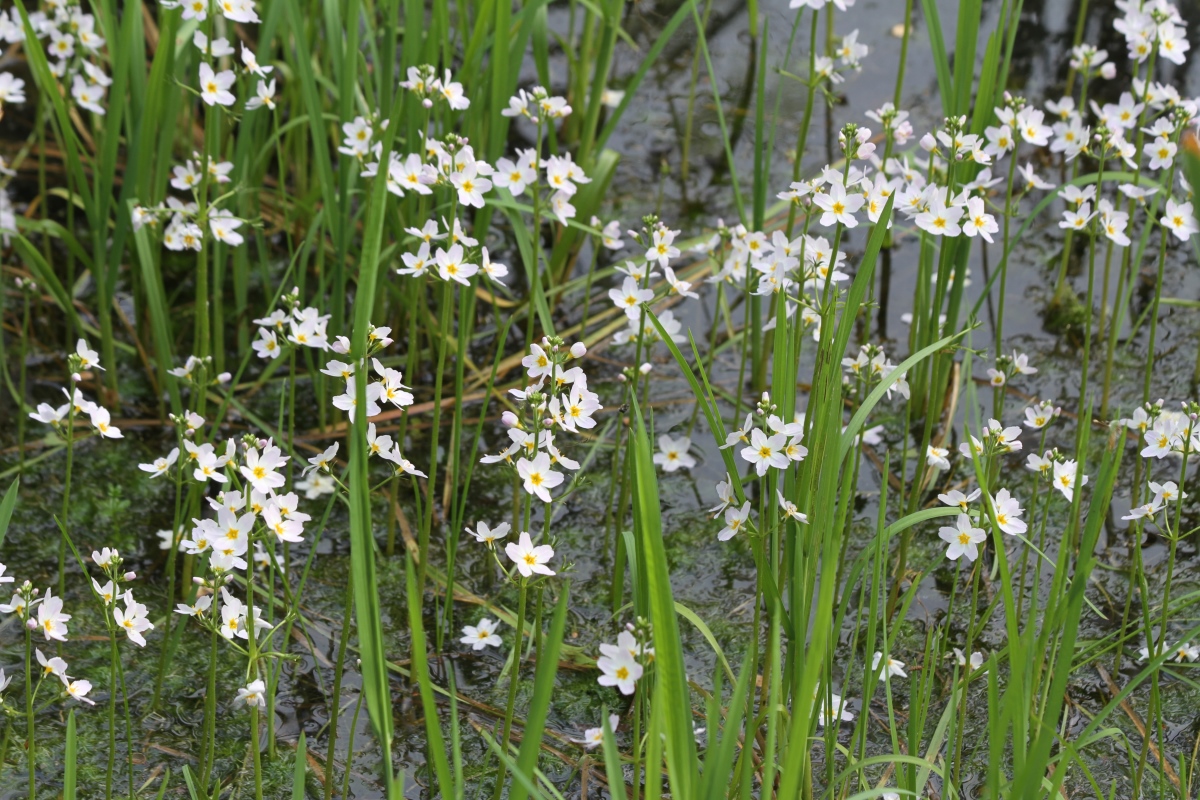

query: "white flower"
left=718, top=501, right=751, bottom=542
left=740, top=429, right=789, bottom=476
left=926, top=446, right=950, bottom=471
left=236, top=679, right=267, bottom=709
left=597, top=645, right=642, bottom=695
left=609, top=276, right=654, bottom=320
left=434, top=243, right=478, bottom=285
left=581, top=714, right=621, bottom=748
left=1161, top=199, right=1198, bottom=241
left=504, top=531, right=555, bottom=578
left=469, top=521, right=510, bottom=546
left=89, top=407, right=122, bottom=439
left=240, top=442, right=288, bottom=494
left=516, top=452, right=563, bottom=503
left=990, top=489, right=1027, bottom=535
left=71, top=75, right=106, bottom=115
left=37, top=590, right=71, bottom=642
left=938, top=514, right=986, bottom=562
left=113, top=591, right=154, bottom=647
left=812, top=182, right=864, bottom=228
left=961, top=197, right=998, bottom=242
left=139, top=448, right=179, bottom=478
left=872, top=652, right=907, bottom=679
left=1052, top=459, right=1088, bottom=501
left=198, top=62, right=236, bottom=107
left=938, top=488, right=980, bottom=512
left=460, top=618, right=503, bottom=650
left=815, top=692, right=854, bottom=726
left=653, top=435, right=696, bottom=473
left=67, top=680, right=94, bottom=705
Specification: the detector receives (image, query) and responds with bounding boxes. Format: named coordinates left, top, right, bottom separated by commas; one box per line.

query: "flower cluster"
left=480, top=337, right=600, bottom=505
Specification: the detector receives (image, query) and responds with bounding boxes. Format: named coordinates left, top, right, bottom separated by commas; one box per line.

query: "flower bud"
left=124, top=571, right=136, bottom=582
left=570, top=342, right=587, bottom=358
left=1100, top=62, right=1116, bottom=79
left=422, top=98, right=433, bottom=109
left=920, top=132, right=937, bottom=152
left=639, top=363, right=652, bottom=375
left=542, top=418, right=554, bottom=429
left=501, top=411, right=519, bottom=428
left=217, top=372, right=231, bottom=384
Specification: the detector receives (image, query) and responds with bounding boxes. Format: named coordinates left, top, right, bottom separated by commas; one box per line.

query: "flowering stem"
left=153, top=435, right=186, bottom=709
left=17, top=290, right=29, bottom=470
left=56, top=403, right=76, bottom=630
left=24, top=624, right=33, bottom=800
left=106, top=623, right=118, bottom=800
left=1076, top=150, right=1105, bottom=438
left=420, top=282, right=454, bottom=599
left=324, top=572, right=354, bottom=800
left=492, top=577, right=528, bottom=800
left=245, top=554, right=265, bottom=800
left=199, top=626, right=219, bottom=797
left=1142, top=227, right=1171, bottom=404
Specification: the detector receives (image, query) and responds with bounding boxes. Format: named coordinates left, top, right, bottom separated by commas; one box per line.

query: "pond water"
left=2, top=0, right=1199, bottom=797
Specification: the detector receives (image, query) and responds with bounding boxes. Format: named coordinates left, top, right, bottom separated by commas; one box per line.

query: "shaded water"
left=1, top=0, right=1199, bottom=797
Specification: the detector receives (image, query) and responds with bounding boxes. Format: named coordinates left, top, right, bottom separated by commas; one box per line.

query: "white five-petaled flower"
left=469, top=520, right=510, bottom=546
left=460, top=618, right=503, bottom=650
left=198, top=62, right=236, bottom=107
left=597, top=643, right=643, bottom=695
left=113, top=591, right=154, bottom=647
left=581, top=714, right=621, bottom=749
left=813, top=182, right=864, bottom=228
left=608, top=276, right=654, bottom=320
left=653, top=435, right=696, bottom=473
left=938, top=514, right=986, bottom=562
left=740, top=429, right=790, bottom=476
left=1161, top=199, right=1198, bottom=241
left=516, top=452, right=563, bottom=503
left=989, top=488, right=1027, bottom=535
left=139, top=447, right=179, bottom=478
left=37, top=590, right=71, bottom=642
left=1052, top=459, right=1088, bottom=501
left=505, top=531, right=555, bottom=578
left=236, top=679, right=268, bottom=709
left=718, top=501, right=751, bottom=542
left=872, top=652, right=907, bottom=679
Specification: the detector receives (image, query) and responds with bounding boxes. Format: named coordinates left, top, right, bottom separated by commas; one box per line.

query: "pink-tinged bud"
left=123, top=571, right=136, bottom=582
left=193, top=577, right=205, bottom=585
left=422, top=98, right=433, bottom=109
left=72, top=372, right=82, bottom=383
left=919, top=133, right=936, bottom=152
left=501, top=411, right=520, bottom=428
left=1100, top=62, right=1115, bottom=79
left=25, top=619, right=36, bottom=630
left=639, top=362, right=652, bottom=375
left=217, top=372, right=232, bottom=384
left=570, top=342, right=587, bottom=358
left=542, top=418, right=554, bottom=429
